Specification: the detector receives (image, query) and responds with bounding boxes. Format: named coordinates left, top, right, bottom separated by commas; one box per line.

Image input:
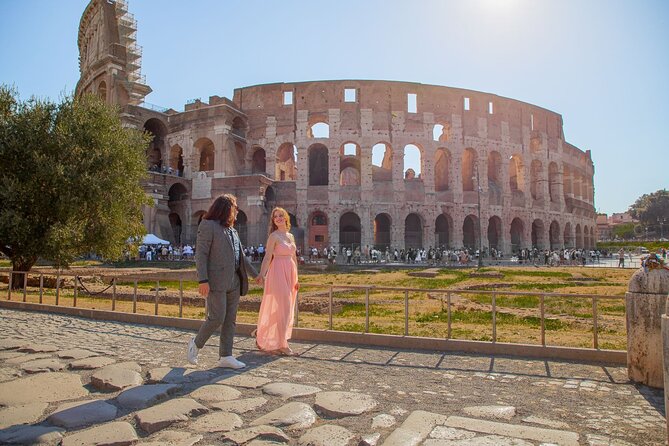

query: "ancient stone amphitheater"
left=76, top=0, right=596, bottom=255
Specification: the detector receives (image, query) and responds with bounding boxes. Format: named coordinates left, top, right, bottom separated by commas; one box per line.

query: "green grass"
left=339, top=303, right=403, bottom=317
left=469, top=294, right=540, bottom=308
left=416, top=309, right=567, bottom=330
left=500, top=270, right=572, bottom=278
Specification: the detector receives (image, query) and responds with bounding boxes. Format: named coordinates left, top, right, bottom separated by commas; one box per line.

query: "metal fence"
left=1, top=271, right=625, bottom=351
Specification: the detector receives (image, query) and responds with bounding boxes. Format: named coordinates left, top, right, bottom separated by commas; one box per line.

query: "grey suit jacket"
left=195, top=219, right=257, bottom=296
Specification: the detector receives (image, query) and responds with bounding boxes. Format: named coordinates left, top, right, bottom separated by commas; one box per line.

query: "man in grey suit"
left=187, top=194, right=258, bottom=369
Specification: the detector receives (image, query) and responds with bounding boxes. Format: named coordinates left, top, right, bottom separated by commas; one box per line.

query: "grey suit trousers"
left=194, top=272, right=240, bottom=357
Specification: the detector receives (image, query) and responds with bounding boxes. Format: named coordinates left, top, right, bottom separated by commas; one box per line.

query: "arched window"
left=276, top=143, right=297, bottom=181
left=434, top=148, right=451, bottom=191
left=372, top=143, right=392, bottom=182
left=462, top=148, right=477, bottom=191
left=310, top=122, right=329, bottom=138
left=252, top=148, right=266, bottom=174
left=308, top=144, right=329, bottom=186
left=194, top=138, right=215, bottom=172
left=403, top=144, right=422, bottom=179
left=405, top=213, right=423, bottom=249
left=144, top=118, right=168, bottom=171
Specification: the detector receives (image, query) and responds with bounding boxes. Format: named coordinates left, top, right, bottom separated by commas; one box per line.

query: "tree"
left=0, top=86, right=152, bottom=280
left=629, top=189, right=669, bottom=235
left=612, top=223, right=636, bottom=241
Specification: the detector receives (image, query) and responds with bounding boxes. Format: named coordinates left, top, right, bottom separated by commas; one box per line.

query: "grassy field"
left=1, top=265, right=634, bottom=350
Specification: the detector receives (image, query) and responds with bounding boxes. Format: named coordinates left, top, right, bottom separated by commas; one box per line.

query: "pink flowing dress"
left=256, top=238, right=298, bottom=351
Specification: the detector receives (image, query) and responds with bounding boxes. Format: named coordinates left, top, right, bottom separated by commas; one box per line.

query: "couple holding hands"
left=187, top=194, right=299, bottom=369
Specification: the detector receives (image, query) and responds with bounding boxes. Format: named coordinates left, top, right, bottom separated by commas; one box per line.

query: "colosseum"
left=76, top=0, right=596, bottom=255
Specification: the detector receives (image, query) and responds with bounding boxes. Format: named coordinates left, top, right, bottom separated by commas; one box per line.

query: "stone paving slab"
left=0, top=402, right=49, bottom=429
left=0, top=339, right=25, bottom=350
left=462, top=405, right=516, bottom=420
left=314, top=391, right=378, bottom=418
left=137, top=429, right=203, bottom=445
left=17, top=343, right=59, bottom=353
left=134, top=397, right=209, bottom=434
left=21, top=358, right=65, bottom=373
left=209, top=396, right=268, bottom=413
left=444, top=415, right=580, bottom=445
left=0, top=371, right=88, bottom=405
left=69, top=356, right=116, bottom=369
left=298, top=424, right=356, bottom=446
left=251, top=401, right=318, bottom=430
left=116, top=383, right=181, bottom=410
left=47, top=399, right=118, bottom=429
left=56, top=348, right=99, bottom=360
left=60, top=421, right=138, bottom=446
left=0, top=425, right=64, bottom=445
left=188, top=411, right=243, bottom=432
left=211, top=373, right=272, bottom=388
left=189, top=384, right=241, bottom=402
left=224, top=425, right=291, bottom=444
left=148, top=366, right=217, bottom=384
left=262, top=382, right=322, bottom=399
left=91, top=365, right=143, bottom=391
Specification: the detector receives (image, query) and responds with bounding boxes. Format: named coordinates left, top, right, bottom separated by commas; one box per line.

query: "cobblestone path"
left=0, top=308, right=664, bottom=445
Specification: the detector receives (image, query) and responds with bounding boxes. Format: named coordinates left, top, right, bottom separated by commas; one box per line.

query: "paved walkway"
left=0, top=308, right=664, bottom=445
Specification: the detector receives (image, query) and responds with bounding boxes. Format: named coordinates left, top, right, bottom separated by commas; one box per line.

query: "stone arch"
left=488, top=151, right=503, bottom=205
left=584, top=225, right=590, bottom=250
left=563, top=165, right=572, bottom=200
left=548, top=162, right=559, bottom=203
left=530, top=159, right=543, bottom=201
left=168, top=213, right=182, bottom=245
left=374, top=213, right=392, bottom=249
left=462, top=148, right=478, bottom=191
left=403, top=144, right=423, bottom=179
left=232, top=116, right=246, bottom=138
left=405, top=213, right=423, bottom=249
left=509, top=155, right=525, bottom=192
left=532, top=219, right=546, bottom=249
left=308, top=114, right=329, bottom=138
left=340, top=212, right=361, bottom=249
left=308, top=144, right=329, bottom=186
left=235, top=210, right=248, bottom=246
left=340, top=142, right=361, bottom=186
left=463, top=214, right=479, bottom=250
left=487, top=216, right=503, bottom=251
left=510, top=217, right=525, bottom=253
left=372, top=142, right=393, bottom=182
left=435, top=214, right=453, bottom=248
left=434, top=148, right=451, bottom=191
left=251, top=147, right=266, bottom=174
left=549, top=220, right=561, bottom=250
left=433, top=122, right=451, bottom=142
left=308, top=210, right=328, bottom=249
left=575, top=224, right=583, bottom=249
left=194, top=137, right=215, bottom=172
left=234, top=141, right=245, bottom=174
left=169, top=145, right=184, bottom=176
left=564, top=222, right=573, bottom=248
left=276, top=143, right=297, bottom=181
left=97, top=80, right=106, bottom=101
left=264, top=185, right=276, bottom=211
left=144, top=118, right=168, bottom=170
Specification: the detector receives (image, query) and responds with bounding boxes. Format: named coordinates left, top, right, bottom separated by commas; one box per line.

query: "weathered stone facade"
left=76, top=0, right=596, bottom=254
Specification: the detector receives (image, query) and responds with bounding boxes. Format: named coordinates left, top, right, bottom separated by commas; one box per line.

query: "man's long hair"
left=204, top=194, right=237, bottom=227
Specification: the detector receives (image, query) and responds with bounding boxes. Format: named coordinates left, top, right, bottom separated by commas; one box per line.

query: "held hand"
left=294, top=282, right=300, bottom=292
left=255, top=276, right=264, bottom=285
left=198, top=282, right=210, bottom=297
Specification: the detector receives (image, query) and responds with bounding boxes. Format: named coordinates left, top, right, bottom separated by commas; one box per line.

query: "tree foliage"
left=0, top=86, right=152, bottom=273
left=612, top=223, right=636, bottom=241
left=628, top=189, right=669, bottom=227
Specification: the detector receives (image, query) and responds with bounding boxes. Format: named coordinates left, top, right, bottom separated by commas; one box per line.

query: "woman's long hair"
left=203, top=194, right=237, bottom=227
left=268, top=207, right=291, bottom=235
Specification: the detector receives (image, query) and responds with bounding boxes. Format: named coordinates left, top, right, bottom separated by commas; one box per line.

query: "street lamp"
left=474, top=166, right=484, bottom=269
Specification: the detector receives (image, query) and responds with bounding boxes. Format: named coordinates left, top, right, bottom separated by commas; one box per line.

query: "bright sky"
left=1, top=0, right=667, bottom=215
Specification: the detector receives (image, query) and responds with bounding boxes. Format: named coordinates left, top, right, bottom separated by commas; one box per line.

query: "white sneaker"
left=186, top=337, right=199, bottom=365
left=217, top=355, right=246, bottom=369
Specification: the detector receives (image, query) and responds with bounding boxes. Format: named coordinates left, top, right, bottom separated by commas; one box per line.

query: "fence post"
left=154, top=281, right=159, bottom=316
left=365, top=287, right=370, bottom=333
left=39, top=274, right=43, bottom=304
left=447, top=292, right=452, bottom=339
left=73, top=276, right=78, bottom=307
left=112, top=278, right=116, bottom=311
left=132, top=280, right=137, bottom=313
left=592, top=296, right=598, bottom=349
left=329, top=286, right=333, bottom=330
left=404, top=289, right=409, bottom=336
left=22, top=272, right=27, bottom=302
left=178, top=280, right=183, bottom=318
left=540, top=294, right=546, bottom=347
left=492, top=292, right=497, bottom=343
left=55, top=272, right=60, bottom=306
left=7, top=272, right=11, bottom=300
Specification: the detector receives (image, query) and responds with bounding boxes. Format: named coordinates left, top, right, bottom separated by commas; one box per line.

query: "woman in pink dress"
left=255, top=207, right=300, bottom=355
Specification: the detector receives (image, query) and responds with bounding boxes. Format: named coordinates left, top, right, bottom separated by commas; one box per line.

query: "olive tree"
left=0, top=86, right=152, bottom=278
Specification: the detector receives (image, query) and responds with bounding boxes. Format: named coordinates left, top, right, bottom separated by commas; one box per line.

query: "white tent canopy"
left=142, top=234, right=170, bottom=245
